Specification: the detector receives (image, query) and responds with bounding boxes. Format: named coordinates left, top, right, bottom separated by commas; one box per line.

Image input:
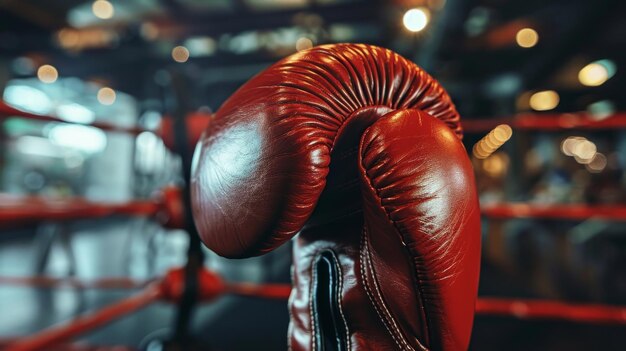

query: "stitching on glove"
left=360, top=227, right=416, bottom=350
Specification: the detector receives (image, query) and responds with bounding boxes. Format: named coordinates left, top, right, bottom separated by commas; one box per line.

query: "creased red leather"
left=191, top=44, right=480, bottom=350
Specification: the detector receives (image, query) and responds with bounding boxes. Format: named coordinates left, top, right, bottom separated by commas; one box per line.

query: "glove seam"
left=358, top=119, right=432, bottom=349
left=359, top=226, right=418, bottom=351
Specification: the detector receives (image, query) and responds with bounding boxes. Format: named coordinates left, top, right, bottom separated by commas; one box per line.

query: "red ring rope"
left=0, top=100, right=145, bottom=135
left=476, top=297, right=626, bottom=324
left=0, top=186, right=184, bottom=229
left=481, top=203, right=626, bottom=221
left=2, top=284, right=163, bottom=351
left=6, top=199, right=623, bottom=227
left=462, top=112, right=626, bottom=133
left=0, top=276, right=152, bottom=290
left=0, top=194, right=159, bottom=226
left=1, top=100, right=210, bottom=147
left=0, top=340, right=135, bottom=351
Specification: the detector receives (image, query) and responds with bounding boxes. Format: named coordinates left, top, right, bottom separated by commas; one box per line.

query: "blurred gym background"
left=0, top=0, right=625, bottom=350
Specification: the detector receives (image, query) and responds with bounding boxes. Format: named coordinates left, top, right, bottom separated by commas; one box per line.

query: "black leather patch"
left=312, top=251, right=348, bottom=351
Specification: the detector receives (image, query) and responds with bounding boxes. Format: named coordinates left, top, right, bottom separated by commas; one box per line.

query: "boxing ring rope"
left=3, top=283, right=164, bottom=351
left=481, top=203, right=626, bottom=221
left=0, top=100, right=145, bottom=135
left=0, top=186, right=184, bottom=229
left=3, top=197, right=624, bottom=227
left=6, top=99, right=625, bottom=135
left=0, top=276, right=152, bottom=290
left=462, top=112, right=626, bottom=133
left=0, top=195, right=159, bottom=225
left=1, top=196, right=624, bottom=348
left=0, top=267, right=289, bottom=351
left=0, top=340, right=135, bottom=351
left=2, top=266, right=625, bottom=351
left=476, top=298, right=626, bottom=324
left=0, top=100, right=211, bottom=149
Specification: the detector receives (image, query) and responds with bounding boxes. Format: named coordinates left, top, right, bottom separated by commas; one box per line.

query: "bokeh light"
left=586, top=153, right=607, bottom=173
left=172, top=46, right=190, bottom=63
left=296, top=37, right=313, bottom=51
left=92, top=0, right=114, bottom=20
left=529, top=90, right=559, bottom=111
left=561, top=136, right=598, bottom=165
left=482, top=152, right=510, bottom=177
left=403, top=8, right=430, bottom=32
left=97, top=87, right=116, bottom=105
left=57, top=28, right=80, bottom=49
left=516, top=28, right=539, bottom=48
left=37, top=65, right=58, bottom=84
left=579, top=60, right=616, bottom=87
left=473, top=124, right=513, bottom=159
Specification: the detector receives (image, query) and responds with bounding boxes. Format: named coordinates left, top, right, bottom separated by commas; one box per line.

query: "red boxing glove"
left=192, top=44, right=480, bottom=350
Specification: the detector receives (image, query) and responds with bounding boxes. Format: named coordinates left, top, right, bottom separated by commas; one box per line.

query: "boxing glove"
left=191, top=44, right=481, bottom=350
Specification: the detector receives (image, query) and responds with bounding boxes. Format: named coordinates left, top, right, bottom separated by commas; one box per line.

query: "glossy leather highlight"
left=191, top=44, right=480, bottom=350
